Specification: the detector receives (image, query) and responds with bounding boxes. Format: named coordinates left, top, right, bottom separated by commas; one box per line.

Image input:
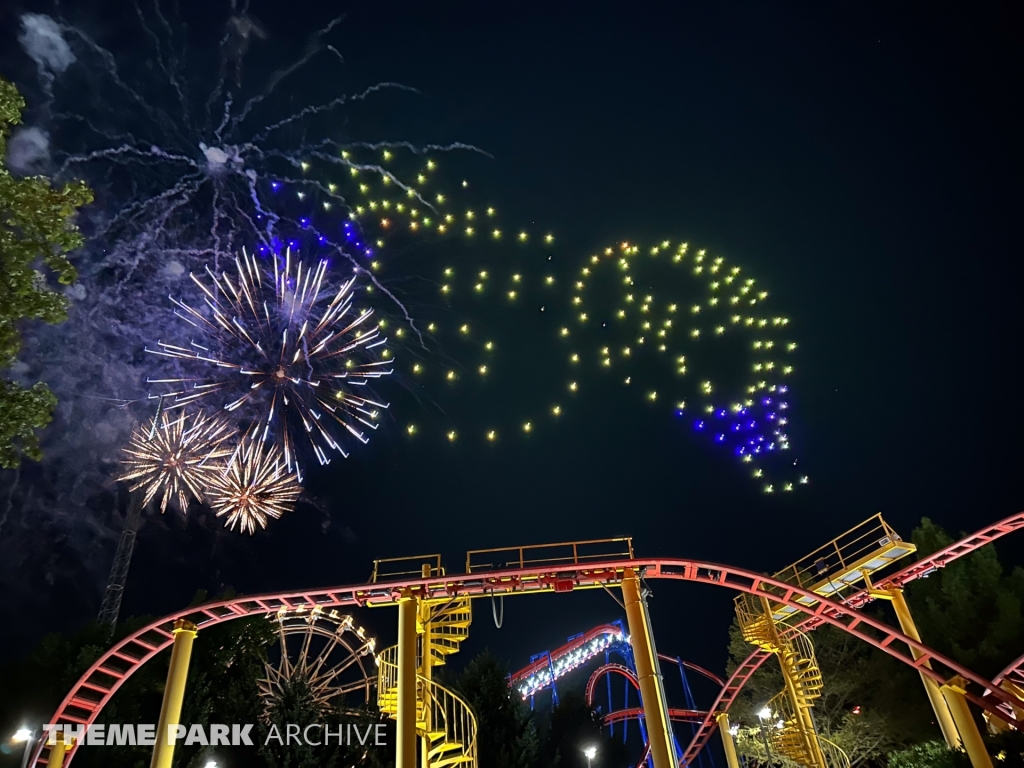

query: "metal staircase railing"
left=376, top=644, right=478, bottom=768
left=737, top=596, right=845, bottom=768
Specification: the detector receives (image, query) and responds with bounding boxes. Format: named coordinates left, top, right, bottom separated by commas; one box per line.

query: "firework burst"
left=148, top=248, right=392, bottom=479
left=205, top=437, right=301, bottom=534
left=117, top=409, right=235, bottom=514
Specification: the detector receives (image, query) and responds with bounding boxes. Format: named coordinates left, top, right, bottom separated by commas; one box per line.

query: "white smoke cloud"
left=6, top=127, right=51, bottom=175
left=18, top=14, right=76, bottom=76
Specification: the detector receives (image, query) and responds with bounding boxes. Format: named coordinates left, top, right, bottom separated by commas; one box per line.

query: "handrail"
left=371, top=554, right=444, bottom=583
left=466, top=537, right=634, bottom=573
left=376, top=645, right=477, bottom=767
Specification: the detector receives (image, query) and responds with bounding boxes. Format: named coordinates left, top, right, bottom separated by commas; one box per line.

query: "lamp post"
left=12, top=728, right=34, bottom=768
left=757, top=707, right=774, bottom=766
left=583, top=745, right=597, bottom=768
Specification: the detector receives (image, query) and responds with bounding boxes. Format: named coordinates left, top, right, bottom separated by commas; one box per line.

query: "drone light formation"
left=149, top=248, right=392, bottom=480
left=117, top=409, right=236, bottom=514
left=205, top=436, right=302, bottom=534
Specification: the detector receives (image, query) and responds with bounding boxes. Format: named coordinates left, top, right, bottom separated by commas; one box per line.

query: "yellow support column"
left=397, top=590, right=419, bottom=768
left=886, top=589, right=961, bottom=749
left=716, top=713, right=741, bottom=768
left=47, top=732, right=71, bottom=767
left=621, top=569, right=675, bottom=768
left=863, top=582, right=960, bottom=747
left=940, top=677, right=993, bottom=768
left=150, top=619, right=198, bottom=768
left=419, top=565, right=432, bottom=768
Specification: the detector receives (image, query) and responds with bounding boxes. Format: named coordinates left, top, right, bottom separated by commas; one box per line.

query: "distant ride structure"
left=510, top=620, right=724, bottom=768
left=31, top=518, right=1024, bottom=768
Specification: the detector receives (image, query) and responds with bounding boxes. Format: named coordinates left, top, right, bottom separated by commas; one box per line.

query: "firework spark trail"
left=233, top=15, right=347, bottom=127
left=250, top=82, right=421, bottom=143
left=147, top=249, right=393, bottom=480
left=205, top=434, right=302, bottom=535
left=118, top=409, right=236, bottom=514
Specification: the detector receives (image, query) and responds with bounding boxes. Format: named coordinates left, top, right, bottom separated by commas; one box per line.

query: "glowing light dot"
left=560, top=328, right=570, bottom=337
left=570, top=354, right=579, bottom=363
left=466, top=227, right=474, bottom=236
left=446, top=371, right=456, bottom=381
left=545, top=234, right=555, bottom=243
left=508, top=290, right=517, bottom=299
left=487, top=430, right=496, bottom=441
left=493, top=229, right=502, bottom=238
left=569, top=382, right=578, bottom=392
left=407, top=424, right=416, bottom=435
left=413, top=364, right=422, bottom=373
left=479, top=365, right=488, bottom=375
left=552, top=405, right=561, bottom=416
left=485, top=341, right=494, bottom=350
left=448, top=431, right=457, bottom=442
left=648, top=391, right=657, bottom=401
left=523, top=422, right=532, bottom=433
left=545, top=276, right=555, bottom=285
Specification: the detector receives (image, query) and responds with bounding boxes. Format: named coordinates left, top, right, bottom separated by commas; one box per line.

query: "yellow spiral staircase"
left=737, top=596, right=850, bottom=768
left=376, top=594, right=477, bottom=768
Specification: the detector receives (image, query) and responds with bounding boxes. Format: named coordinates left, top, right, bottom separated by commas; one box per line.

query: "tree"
left=887, top=741, right=971, bottom=768
left=0, top=77, right=92, bottom=467
left=537, top=690, right=628, bottom=768
left=453, top=650, right=539, bottom=768
left=904, top=518, right=1024, bottom=679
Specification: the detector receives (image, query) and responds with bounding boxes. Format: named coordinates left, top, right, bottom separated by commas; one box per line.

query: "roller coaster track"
left=32, top=530, right=1024, bottom=767
left=680, top=510, right=1024, bottom=766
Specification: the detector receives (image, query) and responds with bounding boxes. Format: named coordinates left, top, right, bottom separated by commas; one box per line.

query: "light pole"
left=583, top=745, right=597, bottom=767
left=757, top=707, right=774, bottom=766
left=12, top=728, right=34, bottom=768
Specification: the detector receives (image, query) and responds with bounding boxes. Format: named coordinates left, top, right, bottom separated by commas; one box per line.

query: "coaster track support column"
left=397, top=590, right=419, bottom=768
left=621, top=568, right=675, bottom=768
left=866, top=580, right=960, bottom=749
left=150, top=619, right=198, bottom=768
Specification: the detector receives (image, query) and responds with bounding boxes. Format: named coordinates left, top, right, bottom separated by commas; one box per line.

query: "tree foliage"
left=904, top=518, right=1024, bottom=679
left=0, top=77, right=92, bottom=467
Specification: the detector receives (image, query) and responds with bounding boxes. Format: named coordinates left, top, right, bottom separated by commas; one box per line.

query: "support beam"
left=150, top=619, right=197, bottom=768
left=46, top=733, right=70, bottom=768
left=941, top=676, right=994, bottom=768
left=716, top=713, right=740, bottom=768
left=419, top=565, right=432, bottom=768
left=884, top=589, right=961, bottom=749
left=397, top=591, right=418, bottom=768
left=621, top=569, right=675, bottom=768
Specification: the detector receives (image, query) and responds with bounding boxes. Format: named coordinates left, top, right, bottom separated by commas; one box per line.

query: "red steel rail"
left=680, top=510, right=1024, bottom=765
left=605, top=708, right=705, bottom=726
left=33, top=545, right=1024, bottom=766
left=994, top=652, right=1024, bottom=690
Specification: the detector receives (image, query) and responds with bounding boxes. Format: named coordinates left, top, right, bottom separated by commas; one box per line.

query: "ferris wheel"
left=259, top=607, right=377, bottom=719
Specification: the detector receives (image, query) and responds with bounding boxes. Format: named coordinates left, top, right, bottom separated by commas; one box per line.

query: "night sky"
left=2, top=0, right=1024, bottom=710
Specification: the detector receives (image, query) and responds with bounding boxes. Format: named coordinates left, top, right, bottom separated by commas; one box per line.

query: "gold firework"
left=118, top=409, right=235, bottom=514
left=206, top=437, right=301, bottom=534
